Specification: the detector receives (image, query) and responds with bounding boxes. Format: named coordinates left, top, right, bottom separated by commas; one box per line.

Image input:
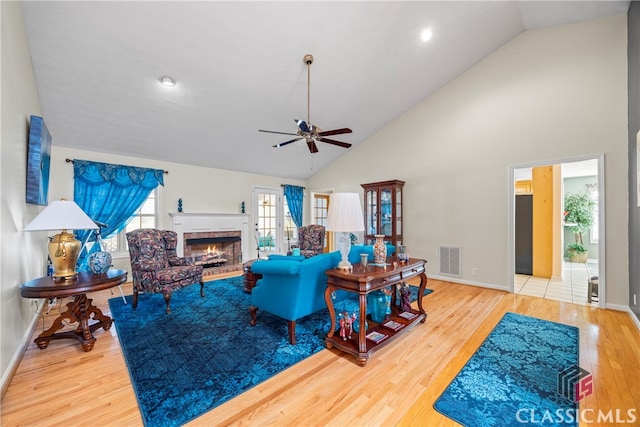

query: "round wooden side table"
left=20, top=269, right=127, bottom=352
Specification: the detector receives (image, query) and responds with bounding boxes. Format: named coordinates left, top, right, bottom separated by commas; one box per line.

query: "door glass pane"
left=366, top=189, right=377, bottom=237
left=380, top=188, right=392, bottom=236
left=396, top=186, right=402, bottom=236
left=313, top=194, right=329, bottom=252
left=257, top=192, right=277, bottom=251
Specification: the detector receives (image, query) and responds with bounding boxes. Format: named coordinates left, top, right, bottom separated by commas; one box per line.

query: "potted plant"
left=564, top=192, right=595, bottom=263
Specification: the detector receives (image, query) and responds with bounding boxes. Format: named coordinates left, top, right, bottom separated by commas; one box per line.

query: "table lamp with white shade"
left=24, top=199, right=98, bottom=280
left=326, top=193, right=365, bottom=271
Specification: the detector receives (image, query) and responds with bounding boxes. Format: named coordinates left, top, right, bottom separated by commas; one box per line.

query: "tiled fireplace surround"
left=170, top=213, right=250, bottom=278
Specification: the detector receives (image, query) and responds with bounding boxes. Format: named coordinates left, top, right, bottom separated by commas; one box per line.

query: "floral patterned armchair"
left=126, top=229, right=204, bottom=314
left=293, top=224, right=325, bottom=258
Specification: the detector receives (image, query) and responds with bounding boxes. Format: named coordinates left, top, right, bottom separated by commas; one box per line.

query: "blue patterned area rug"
left=109, top=276, right=432, bottom=427
left=434, top=312, right=579, bottom=427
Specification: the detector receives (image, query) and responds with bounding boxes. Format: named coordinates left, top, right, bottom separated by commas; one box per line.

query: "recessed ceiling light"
left=159, top=76, right=176, bottom=87
left=420, top=28, right=433, bottom=43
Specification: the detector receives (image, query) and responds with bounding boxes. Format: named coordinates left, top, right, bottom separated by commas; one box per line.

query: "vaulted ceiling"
left=22, top=1, right=630, bottom=180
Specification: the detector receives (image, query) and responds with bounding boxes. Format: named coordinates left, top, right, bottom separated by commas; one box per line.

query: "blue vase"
left=352, top=312, right=368, bottom=333
left=88, top=251, right=112, bottom=274
left=367, top=290, right=387, bottom=323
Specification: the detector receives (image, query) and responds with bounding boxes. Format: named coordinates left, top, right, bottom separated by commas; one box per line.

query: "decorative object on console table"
left=373, top=234, right=387, bottom=264
left=360, top=253, right=368, bottom=269
left=367, top=289, right=388, bottom=323
left=24, top=199, right=99, bottom=280
left=326, top=193, right=365, bottom=271
left=398, top=245, right=408, bottom=265
left=365, top=331, right=388, bottom=344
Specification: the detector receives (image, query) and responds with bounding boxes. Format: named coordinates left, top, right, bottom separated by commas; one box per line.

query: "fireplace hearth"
left=183, top=231, right=242, bottom=277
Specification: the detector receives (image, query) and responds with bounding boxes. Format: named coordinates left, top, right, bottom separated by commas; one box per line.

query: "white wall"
left=0, top=1, right=48, bottom=392
left=307, top=16, right=629, bottom=306
left=48, top=146, right=305, bottom=261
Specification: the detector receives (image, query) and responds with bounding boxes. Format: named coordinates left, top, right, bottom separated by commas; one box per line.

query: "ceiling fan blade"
left=306, top=139, right=319, bottom=153
left=295, top=119, right=310, bottom=133
left=259, top=129, right=298, bottom=136
left=318, top=128, right=352, bottom=137
left=318, top=138, right=352, bottom=149
left=273, top=137, right=303, bottom=148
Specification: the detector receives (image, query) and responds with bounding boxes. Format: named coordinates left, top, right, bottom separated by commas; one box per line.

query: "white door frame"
left=507, top=153, right=605, bottom=308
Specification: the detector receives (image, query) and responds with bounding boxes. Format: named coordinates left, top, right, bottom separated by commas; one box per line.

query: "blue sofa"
left=249, top=244, right=395, bottom=344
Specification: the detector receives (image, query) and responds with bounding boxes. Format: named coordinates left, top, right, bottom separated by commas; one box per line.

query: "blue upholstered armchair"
left=248, top=245, right=394, bottom=344
left=126, top=229, right=204, bottom=314
left=249, top=251, right=343, bottom=344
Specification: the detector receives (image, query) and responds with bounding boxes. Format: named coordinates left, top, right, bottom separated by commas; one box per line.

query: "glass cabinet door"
left=365, top=189, right=377, bottom=236
left=395, top=185, right=402, bottom=237
left=361, top=180, right=405, bottom=247
left=380, top=187, right=392, bottom=236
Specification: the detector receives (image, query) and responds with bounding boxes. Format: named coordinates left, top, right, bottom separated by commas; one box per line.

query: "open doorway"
left=509, top=155, right=605, bottom=308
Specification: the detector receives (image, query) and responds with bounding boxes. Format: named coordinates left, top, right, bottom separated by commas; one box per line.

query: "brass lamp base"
left=48, top=230, right=81, bottom=280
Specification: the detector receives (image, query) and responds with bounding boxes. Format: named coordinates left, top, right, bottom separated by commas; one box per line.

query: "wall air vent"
left=439, top=246, right=461, bottom=276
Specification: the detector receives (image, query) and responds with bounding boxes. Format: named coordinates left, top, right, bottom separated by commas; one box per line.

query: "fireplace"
left=170, top=212, right=250, bottom=277
left=183, top=231, right=242, bottom=277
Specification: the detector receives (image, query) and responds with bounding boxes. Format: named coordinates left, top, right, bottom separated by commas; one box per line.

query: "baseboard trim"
left=0, top=301, right=41, bottom=399
left=428, top=274, right=509, bottom=292
left=629, top=309, right=640, bottom=332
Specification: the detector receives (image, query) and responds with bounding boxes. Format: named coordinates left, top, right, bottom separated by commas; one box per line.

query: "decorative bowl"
left=88, top=251, right=112, bottom=274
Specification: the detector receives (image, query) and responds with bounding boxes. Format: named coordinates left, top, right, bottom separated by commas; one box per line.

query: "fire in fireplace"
left=183, top=231, right=242, bottom=276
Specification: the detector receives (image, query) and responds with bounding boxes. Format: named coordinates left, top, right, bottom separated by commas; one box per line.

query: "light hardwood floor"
left=2, top=274, right=639, bottom=426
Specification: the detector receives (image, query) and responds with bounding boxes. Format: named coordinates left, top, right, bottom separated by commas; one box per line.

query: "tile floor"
left=515, top=261, right=599, bottom=306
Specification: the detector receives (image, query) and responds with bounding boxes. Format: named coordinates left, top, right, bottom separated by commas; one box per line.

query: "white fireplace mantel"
left=170, top=213, right=250, bottom=259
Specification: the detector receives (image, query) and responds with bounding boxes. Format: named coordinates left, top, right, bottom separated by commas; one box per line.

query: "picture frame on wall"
left=26, top=115, right=52, bottom=206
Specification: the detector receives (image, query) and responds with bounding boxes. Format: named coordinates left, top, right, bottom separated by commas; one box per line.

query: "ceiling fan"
left=259, top=54, right=353, bottom=154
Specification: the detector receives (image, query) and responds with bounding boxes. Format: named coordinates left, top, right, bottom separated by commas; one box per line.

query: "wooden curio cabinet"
left=361, top=180, right=405, bottom=247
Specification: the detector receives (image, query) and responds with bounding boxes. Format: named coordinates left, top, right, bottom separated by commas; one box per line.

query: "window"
left=283, top=199, right=298, bottom=243
left=102, top=189, right=157, bottom=255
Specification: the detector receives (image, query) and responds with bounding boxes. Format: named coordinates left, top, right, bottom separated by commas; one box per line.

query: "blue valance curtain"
left=283, top=185, right=304, bottom=227
left=73, top=159, right=165, bottom=270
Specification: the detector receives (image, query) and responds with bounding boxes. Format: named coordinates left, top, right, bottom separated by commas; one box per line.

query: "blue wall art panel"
left=26, top=115, right=52, bottom=206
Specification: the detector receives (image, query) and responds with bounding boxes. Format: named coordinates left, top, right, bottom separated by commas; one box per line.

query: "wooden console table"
left=20, top=269, right=127, bottom=352
left=324, top=258, right=427, bottom=366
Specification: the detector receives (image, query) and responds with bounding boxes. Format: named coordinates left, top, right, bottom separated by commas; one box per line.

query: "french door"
left=253, top=187, right=283, bottom=256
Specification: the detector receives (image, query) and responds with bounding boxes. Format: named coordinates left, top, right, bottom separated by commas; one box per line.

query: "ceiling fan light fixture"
left=258, top=54, right=353, bottom=153
left=159, top=75, right=176, bottom=87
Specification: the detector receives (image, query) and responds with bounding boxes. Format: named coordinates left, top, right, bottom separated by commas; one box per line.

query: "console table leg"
left=325, top=285, right=337, bottom=339
left=417, top=272, right=428, bottom=323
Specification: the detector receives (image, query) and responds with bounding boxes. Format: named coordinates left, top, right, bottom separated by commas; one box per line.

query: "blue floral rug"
left=109, top=276, right=432, bottom=427
left=434, top=312, right=579, bottom=427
